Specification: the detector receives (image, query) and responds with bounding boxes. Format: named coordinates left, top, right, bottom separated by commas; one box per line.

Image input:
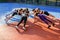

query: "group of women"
left=5, top=8, right=57, bottom=31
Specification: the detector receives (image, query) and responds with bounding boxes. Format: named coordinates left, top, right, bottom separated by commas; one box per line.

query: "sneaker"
left=22, top=27, right=26, bottom=31
left=15, top=26, right=19, bottom=29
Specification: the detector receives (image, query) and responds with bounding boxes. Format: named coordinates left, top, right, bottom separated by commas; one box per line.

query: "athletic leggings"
left=38, top=14, right=53, bottom=25
left=17, top=16, right=27, bottom=27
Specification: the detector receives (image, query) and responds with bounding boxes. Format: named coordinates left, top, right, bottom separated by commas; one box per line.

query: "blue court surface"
left=0, top=3, right=60, bottom=19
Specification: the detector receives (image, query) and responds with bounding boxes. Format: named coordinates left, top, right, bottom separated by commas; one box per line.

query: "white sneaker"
left=15, top=26, right=18, bottom=29
left=22, top=27, right=26, bottom=30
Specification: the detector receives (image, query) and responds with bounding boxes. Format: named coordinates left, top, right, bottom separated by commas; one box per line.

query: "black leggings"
left=17, top=16, right=27, bottom=27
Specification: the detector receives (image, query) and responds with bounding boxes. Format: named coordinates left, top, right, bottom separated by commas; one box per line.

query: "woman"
left=6, top=9, right=23, bottom=26
left=35, top=8, right=57, bottom=20
left=32, top=9, right=55, bottom=28
left=15, top=8, right=29, bottom=31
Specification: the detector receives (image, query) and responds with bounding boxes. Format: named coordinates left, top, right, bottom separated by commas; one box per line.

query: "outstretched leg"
left=38, top=14, right=52, bottom=28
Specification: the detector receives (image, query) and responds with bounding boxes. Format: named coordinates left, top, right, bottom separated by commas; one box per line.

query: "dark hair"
left=26, top=11, right=29, bottom=13
left=32, top=9, right=35, bottom=11
left=15, top=10, right=18, bottom=12
left=36, top=8, right=40, bottom=10
left=19, top=8, right=23, bottom=11
left=24, top=8, right=28, bottom=12
left=38, top=8, right=40, bottom=10
left=25, top=8, right=28, bottom=11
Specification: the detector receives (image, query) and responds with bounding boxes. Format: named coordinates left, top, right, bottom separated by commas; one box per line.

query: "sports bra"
left=35, top=13, right=39, bottom=16
left=44, top=11, right=49, bottom=16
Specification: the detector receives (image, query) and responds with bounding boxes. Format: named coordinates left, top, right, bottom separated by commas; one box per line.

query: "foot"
left=22, top=27, right=26, bottom=31
left=52, top=23, right=58, bottom=26
left=15, top=26, right=19, bottom=29
left=48, top=25, right=51, bottom=29
left=52, top=23, right=55, bottom=26
left=55, top=22, right=59, bottom=25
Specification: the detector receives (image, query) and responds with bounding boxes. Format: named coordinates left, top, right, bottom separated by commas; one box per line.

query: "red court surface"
left=0, top=18, right=60, bottom=40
